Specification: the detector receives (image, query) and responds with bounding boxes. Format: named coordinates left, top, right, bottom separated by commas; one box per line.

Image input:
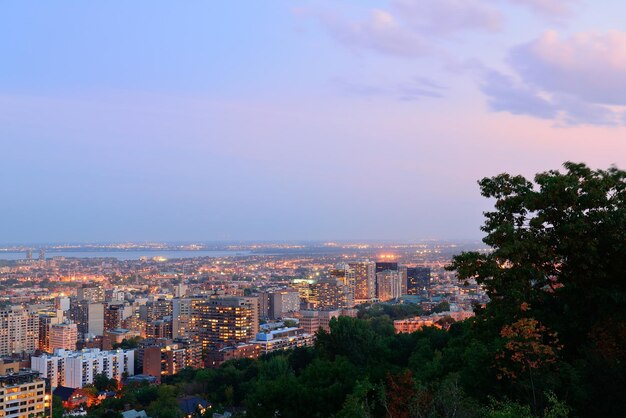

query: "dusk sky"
left=2, top=1, right=626, bottom=243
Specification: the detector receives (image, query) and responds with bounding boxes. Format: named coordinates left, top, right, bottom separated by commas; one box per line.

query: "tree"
left=448, top=162, right=626, bottom=416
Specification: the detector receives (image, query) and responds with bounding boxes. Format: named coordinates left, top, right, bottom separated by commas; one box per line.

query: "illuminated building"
left=376, top=270, right=402, bottom=302
left=348, top=261, right=376, bottom=303
left=140, top=299, right=173, bottom=322
left=172, top=298, right=199, bottom=339
left=406, top=267, right=431, bottom=294
left=299, top=308, right=357, bottom=334
left=49, top=322, right=78, bottom=351
left=38, top=309, right=62, bottom=352
left=77, top=286, right=105, bottom=303
left=0, top=306, right=39, bottom=356
left=311, top=278, right=354, bottom=309
left=104, top=304, right=125, bottom=332
left=31, top=348, right=135, bottom=388
left=259, top=289, right=300, bottom=320
left=141, top=339, right=202, bottom=383
left=0, top=370, right=46, bottom=418
left=205, top=343, right=260, bottom=368
left=145, top=318, right=173, bottom=340
left=249, top=327, right=313, bottom=354
left=190, top=297, right=258, bottom=350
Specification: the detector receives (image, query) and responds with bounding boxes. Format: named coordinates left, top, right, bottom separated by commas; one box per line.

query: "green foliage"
left=112, top=336, right=143, bottom=350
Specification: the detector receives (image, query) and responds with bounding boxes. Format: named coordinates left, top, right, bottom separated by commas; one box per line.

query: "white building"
left=249, top=327, right=314, bottom=354
left=31, top=348, right=135, bottom=388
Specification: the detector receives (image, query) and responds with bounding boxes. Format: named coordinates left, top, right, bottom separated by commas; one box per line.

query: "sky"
left=1, top=0, right=626, bottom=243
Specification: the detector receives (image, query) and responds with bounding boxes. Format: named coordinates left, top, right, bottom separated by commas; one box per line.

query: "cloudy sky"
left=1, top=1, right=626, bottom=243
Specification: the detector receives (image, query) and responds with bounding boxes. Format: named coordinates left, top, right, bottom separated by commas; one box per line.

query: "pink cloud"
left=511, top=30, right=626, bottom=105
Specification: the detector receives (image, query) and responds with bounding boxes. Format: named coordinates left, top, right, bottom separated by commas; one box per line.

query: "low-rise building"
left=249, top=327, right=314, bottom=354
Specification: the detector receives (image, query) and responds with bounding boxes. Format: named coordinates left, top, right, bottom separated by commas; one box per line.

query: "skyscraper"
left=348, top=261, right=376, bottom=303
left=406, top=267, right=431, bottom=294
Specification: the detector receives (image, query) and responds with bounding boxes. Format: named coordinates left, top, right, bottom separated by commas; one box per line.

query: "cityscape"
left=2, top=1, right=626, bottom=417
left=0, top=241, right=486, bottom=417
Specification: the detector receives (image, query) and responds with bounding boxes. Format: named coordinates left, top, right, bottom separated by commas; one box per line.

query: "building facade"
left=31, top=348, right=135, bottom=388
left=0, top=371, right=46, bottom=418
left=0, top=306, right=39, bottom=356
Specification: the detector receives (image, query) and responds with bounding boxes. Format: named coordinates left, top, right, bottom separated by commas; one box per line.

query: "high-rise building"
left=86, top=303, right=105, bottom=336
left=77, top=286, right=105, bottom=303
left=140, top=299, right=173, bottom=323
left=0, top=306, right=39, bottom=356
left=172, top=298, right=198, bottom=339
left=68, top=299, right=88, bottom=339
left=406, top=267, right=431, bottom=294
left=38, top=309, right=62, bottom=352
left=49, top=322, right=78, bottom=351
left=31, top=348, right=135, bottom=388
left=311, top=278, right=354, bottom=309
left=0, top=370, right=46, bottom=418
left=376, top=270, right=402, bottom=302
left=375, top=262, right=398, bottom=273
left=348, top=261, right=376, bottom=303
left=104, top=304, right=125, bottom=332
left=269, top=289, right=300, bottom=319
left=190, top=297, right=258, bottom=351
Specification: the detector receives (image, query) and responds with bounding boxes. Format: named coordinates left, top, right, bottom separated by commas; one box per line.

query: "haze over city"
left=3, top=1, right=626, bottom=243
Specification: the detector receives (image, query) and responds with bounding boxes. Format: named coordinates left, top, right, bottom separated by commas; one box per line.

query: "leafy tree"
left=449, top=162, right=626, bottom=416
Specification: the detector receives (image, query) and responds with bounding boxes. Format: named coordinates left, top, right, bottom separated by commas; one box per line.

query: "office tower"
left=87, top=303, right=105, bottom=336
left=25, top=249, right=33, bottom=261
left=348, top=261, right=376, bottom=303
left=31, top=348, right=135, bottom=388
left=0, top=306, right=39, bottom=356
left=376, top=270, right=402, bottom=301
left=38, top=249, right=45, bottom=261
left=406, top=266, right=431, bottom=294
left=190, top=297, right=258, bottom=350
left=77, top=286, right=105, bottom=303
left=49, top=322, right=78, bottom=351
left=104, top=304, right=125, bottom=332
left=269, top=289, right=300, bottom=319
left=0, top=371, right=46, bottom=418
left=38, top=310, right=62, bottom=352
left=311, top=278, right=354, bottom=309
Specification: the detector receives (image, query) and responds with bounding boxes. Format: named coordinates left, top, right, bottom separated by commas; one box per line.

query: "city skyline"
left=2, top=1, right=626, bottom=243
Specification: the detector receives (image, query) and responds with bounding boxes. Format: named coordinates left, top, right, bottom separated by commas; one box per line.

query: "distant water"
left=0, top=250, right=252, bottom=261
